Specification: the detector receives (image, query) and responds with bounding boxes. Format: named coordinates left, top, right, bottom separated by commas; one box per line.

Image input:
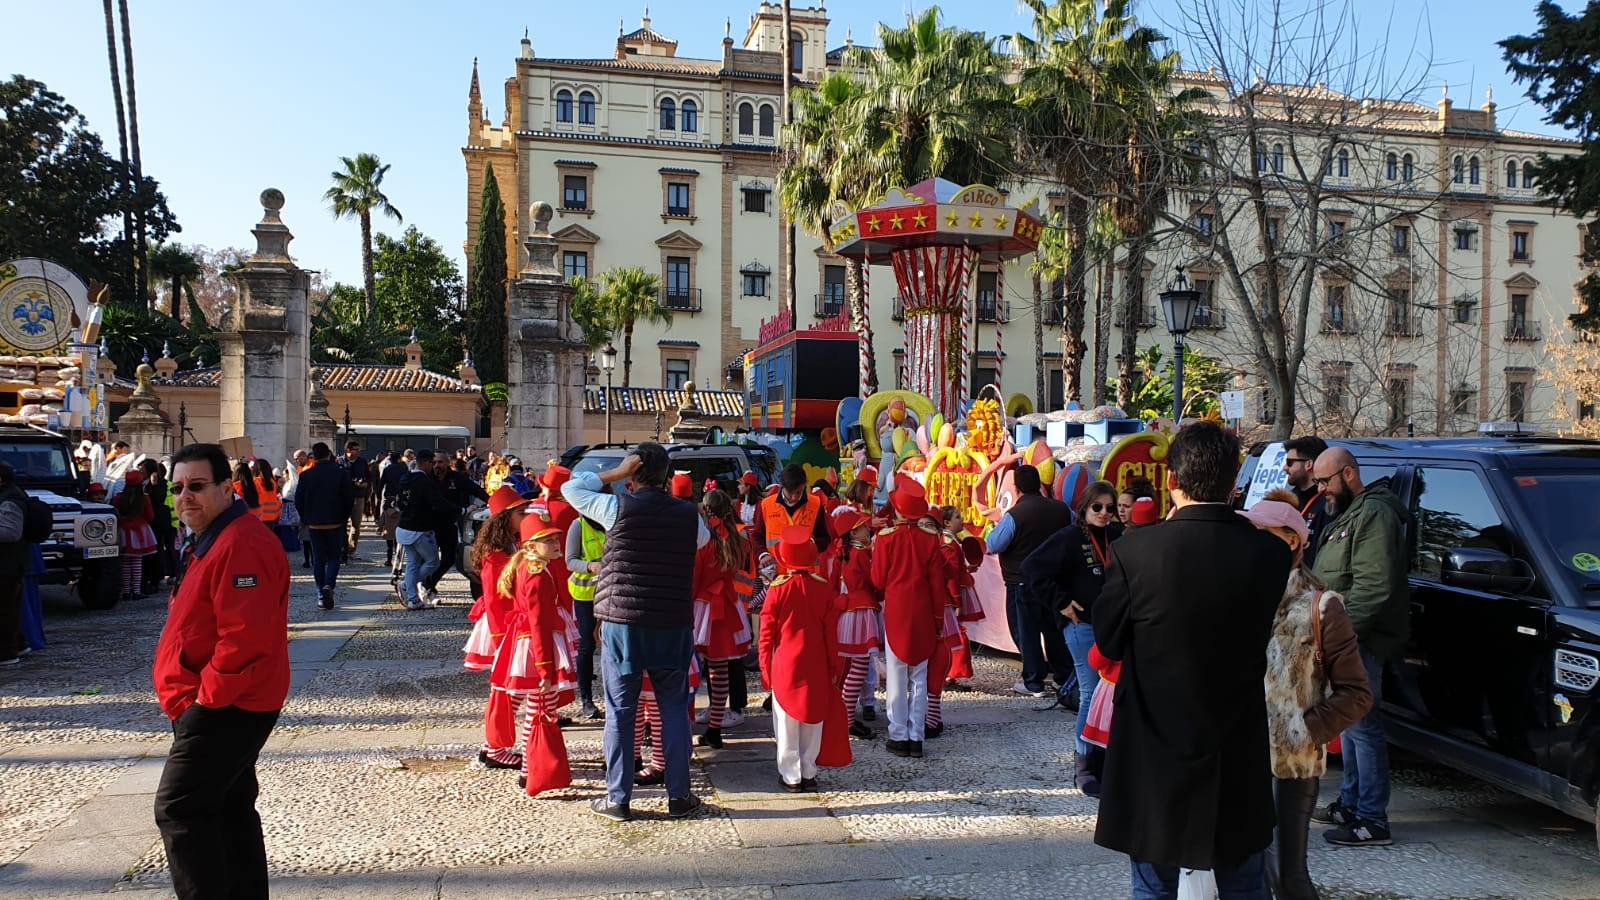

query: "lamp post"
left=1158, top=266, right=1203, bottom=423
left=600, top=342, right=618, bottom=443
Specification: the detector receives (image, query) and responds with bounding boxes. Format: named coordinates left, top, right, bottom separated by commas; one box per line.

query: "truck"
left=0, top=425, right=122, bottom=609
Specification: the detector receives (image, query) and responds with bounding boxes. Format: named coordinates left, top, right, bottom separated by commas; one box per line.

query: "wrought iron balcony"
left=976, top=291, right=1010, bottom=323
left=659, top=288, right=702, bottom=313
left=1113, top=304, right=1158, bottom=329
left=815, top=292, right=846, bottom=319
left=1042, top=294, right=1064, bottom=326
left=1191, top=307, right=1227, bottom=331
left=1504, top=320, right=1543, bottom=342
left=1383, top=317, right=1423, bottom=337
left=1320, top=314, right=1356, bottom=335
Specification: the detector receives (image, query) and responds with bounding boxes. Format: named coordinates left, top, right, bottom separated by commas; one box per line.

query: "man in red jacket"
left=869, top=478, right=945, bottom=759
left=152, top=442, right=290, bottom=900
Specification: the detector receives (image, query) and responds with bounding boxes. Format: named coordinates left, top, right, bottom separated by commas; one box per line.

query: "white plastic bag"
left=1177, top=869, right=1218, bottom=900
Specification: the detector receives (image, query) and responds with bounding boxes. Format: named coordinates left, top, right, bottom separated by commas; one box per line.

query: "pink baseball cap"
left=1238, top=500, right=1309, bottom=545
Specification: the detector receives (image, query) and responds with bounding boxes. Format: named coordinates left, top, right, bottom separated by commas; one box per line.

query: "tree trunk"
left=1062, top=194, right=1090, bottom=403
left=1093, top=256, right=1112, bottom=406
left=1116, top=237, right=1148, bottom=410
left=622, top=319, right=636, bottom=388
left=119, top=0, right=146, bottom=309
left=845, top=258, right=878, bottom=395
left=1269, top=363, right=1295, bottom=440
left=1032, top=269, right=1045, bottom=410
left=170, top=274, right=181, bottom=319
left=101, top=0, right=133, bottom=306
left=360, top=211, right=376, bottom=323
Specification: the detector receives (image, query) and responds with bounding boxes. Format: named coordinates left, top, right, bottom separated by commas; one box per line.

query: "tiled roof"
left=584, top=386, right=746, bottom=418
left=156, top=364, right=481, bottom=394
left=520, top=130, right=777, bottom=154
left=538, top=56, right=721, bottom=77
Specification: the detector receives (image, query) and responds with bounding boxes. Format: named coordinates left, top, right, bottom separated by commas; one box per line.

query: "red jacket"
left=153, top=501, right=290, bottom=720
left=869, top=519, right=946, bottom=664
left=759, top=571, right=842, bottom=722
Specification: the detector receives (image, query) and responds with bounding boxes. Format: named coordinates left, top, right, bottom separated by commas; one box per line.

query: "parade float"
left=0, top=258, right=117, bottom=434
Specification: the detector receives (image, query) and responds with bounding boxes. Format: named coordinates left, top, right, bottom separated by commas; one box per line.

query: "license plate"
left=83, top=545, right=119, bottom=559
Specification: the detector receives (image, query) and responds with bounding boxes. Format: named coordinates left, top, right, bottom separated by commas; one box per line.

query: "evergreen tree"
left=466, top=165, right=508, bottom=384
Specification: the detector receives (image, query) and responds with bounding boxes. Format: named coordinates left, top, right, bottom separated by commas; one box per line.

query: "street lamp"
left=600, top=342, right=618, bottom=443
left=1158, top=266, right=1203, bottom=422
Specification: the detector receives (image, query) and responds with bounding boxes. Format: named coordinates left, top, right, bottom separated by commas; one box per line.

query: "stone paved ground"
left=1, top=547, right=1596, bottom=899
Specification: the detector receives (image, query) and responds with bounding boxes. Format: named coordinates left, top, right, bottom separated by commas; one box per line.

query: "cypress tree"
left=466, top=164, right=508, bottom=384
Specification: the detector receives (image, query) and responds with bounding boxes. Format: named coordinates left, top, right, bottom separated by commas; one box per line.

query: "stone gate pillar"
left=505, top=200, right=586, bottom=464
left=219, top=189, right=311, bottom=464
left=113, top=358, right=171, bottom=458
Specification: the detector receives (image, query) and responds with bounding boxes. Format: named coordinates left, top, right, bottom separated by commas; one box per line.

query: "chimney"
left=456, top=352, right=480, bottom=386
left=404, top=329, right=423, bottom=370
left=1438, top=83, right=1452, bottom=125
left=154, top=340, right=178, bottom=378
left=520, top=27, right=533, bottom=60
left=1482, top=85, right=1497, bottom=130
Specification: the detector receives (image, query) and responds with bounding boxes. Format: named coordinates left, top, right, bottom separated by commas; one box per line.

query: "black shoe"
left=581, top=703, right=602, bottom=720
left=318, top=588, right=334, bottom=610
left=635, top=769, right=664, bottom=786
left=761, top=695, right=772, bottom=712
left=517, top=775, right=526, bottom=790
left=697, top=726, right=723, bottom=748
left=799, top=777, right=819, bottom=792
left=556, top=716, right=573, bottom=727
left=1312, top=798, right=1355, bottom=826
left=861, top=706, right=877, bottom=721
left=589, top=797, right=632, bottom=822
left=302, top=559, right=311, bottom=569
left=924, top=723, right=944, bottom=739
left=887, top=739, right=909, bottom=757
left=907, top=740, right=924, bottom=758
left=849, top=720, right=874, bottom=739
left=1324, top=818, right=1392, bottom=847
left=667, top=795, right=702, bottom=818
left=478, top=750, right=520, bottom=770
left=781, top=778, right=805, bottom=793
left=385, top=556, right=393, bottom=567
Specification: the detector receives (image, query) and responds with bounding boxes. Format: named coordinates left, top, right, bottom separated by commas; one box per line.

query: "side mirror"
left=1441, top=547, right=1535, bottom=594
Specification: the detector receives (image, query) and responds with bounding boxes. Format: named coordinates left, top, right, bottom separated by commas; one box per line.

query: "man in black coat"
left=294, top=443, right=354, bottom=610
left=1092, top=421, right=1292, bottom=897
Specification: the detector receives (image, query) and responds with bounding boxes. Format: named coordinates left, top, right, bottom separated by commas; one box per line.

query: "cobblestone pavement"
left=0, top=548, right=1596, bottom=899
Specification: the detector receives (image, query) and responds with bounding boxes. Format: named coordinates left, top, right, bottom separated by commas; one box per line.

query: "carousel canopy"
left=828, top=178, right=1043, bottom=262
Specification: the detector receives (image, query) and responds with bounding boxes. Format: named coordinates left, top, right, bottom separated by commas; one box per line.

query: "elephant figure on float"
left=971, top=438, right=1058, bottom=529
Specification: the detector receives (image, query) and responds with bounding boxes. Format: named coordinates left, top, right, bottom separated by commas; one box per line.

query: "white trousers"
left=771, top=696, right=823, bottom=785
left=885, top=647, right=929, bottom=742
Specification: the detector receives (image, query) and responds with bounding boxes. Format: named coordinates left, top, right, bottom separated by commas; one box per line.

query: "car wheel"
left=77, top=560, right=121, bottom=610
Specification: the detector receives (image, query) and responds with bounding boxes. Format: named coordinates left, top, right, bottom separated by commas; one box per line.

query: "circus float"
left=0, top=257, right=117, bottom=433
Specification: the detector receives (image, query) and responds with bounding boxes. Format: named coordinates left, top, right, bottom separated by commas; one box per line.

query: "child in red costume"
left=826, top=506, right=881, bottom=739
left=760, top=526, right=852, bottom=791
left=492, top=513, right=577, bottom=796
left=868, top=479, right=945, bottom=759
left=693, top=489, right=754, bottom=748
left=465, top=486, right=529, bottom=769
left=1080, top=643, right=1121, bottom=748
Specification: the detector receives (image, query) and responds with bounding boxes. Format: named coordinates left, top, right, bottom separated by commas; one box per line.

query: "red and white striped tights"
left=519, top=686, right=560, bottom=780
left=839, top=656, right=870, bottom=720
left=926, top=693, right=943, bottom=730
left=484, top=693, right=526, bottom=767
left=704, top=660, right=730, bottom=729
left=121, top=556, right=143, bottom=596
left=634, top=694, right=663, bottom=774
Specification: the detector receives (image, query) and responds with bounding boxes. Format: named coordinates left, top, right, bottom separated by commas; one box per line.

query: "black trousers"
left=0, top=577, right=21, bottom=660
left=727, top=657, right=749, bottom=712
left=154, top=704, right=280, bottom=900
left=423, top=525, right=466, bottom=591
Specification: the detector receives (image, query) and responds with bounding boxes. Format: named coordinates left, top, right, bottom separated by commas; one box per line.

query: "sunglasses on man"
left=169, top=480, right=217, bottom=495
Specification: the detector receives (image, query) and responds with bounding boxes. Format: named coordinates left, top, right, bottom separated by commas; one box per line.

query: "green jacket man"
left=1311, top=454, right=1410, bottom=661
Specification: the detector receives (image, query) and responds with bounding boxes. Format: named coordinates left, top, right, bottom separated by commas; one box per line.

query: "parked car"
left=1237, top=435, right=1600, bottom=846
left=0, top=425, right=122, bottom=608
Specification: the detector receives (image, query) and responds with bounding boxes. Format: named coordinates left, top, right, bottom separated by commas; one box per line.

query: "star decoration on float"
left=945, top=211, right=959, bottom=227
left=913, top=211, right=928, bottom=228
left=969, top=212, right=985, bottom=228
left=889, top=213, right=905, bottom=230
left=994, top=215, right=1009, bottom=230
left=866, top=215, right=881, bottom=232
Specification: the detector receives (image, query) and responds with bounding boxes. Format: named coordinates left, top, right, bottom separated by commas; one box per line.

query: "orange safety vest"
left=760, top=492, right=822, bottom=550
left=255, top=477, right=283, bottom=523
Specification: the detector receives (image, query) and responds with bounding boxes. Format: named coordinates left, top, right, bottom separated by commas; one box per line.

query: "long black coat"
left=1092, top=503, right=1292, bottom=870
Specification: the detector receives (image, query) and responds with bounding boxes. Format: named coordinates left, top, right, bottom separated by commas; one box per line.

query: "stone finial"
left=668, top=380, right=710, bottom=445
left=456, top=351, right=480, bottom=385
left=154, top=342, right=178, bottom=379
left=133, top=361, right=155, bottom=397
left=520, top=30, right=533, bottom=59
left=520, top=200, right=561, bottom=279
left=307, top=366, right=337, bottom=444
left=249, top=188, right=294, bottom=263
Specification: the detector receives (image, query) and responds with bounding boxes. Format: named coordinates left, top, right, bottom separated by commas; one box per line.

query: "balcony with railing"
left=1191, top=306, right=1227, bottom=331
left=814, top=291, right=846, bottom=319
left=1113, top=304, right=1158, bottom=329
left=891, top=296, right=907, bottom=321
left=1320, top=313, right=1356, bottom=335
left=1383, top=316, right=1423, bottom=337
left=1042, top=294, right=1063, bottom=326
left=659, top=287, right=702, bottom=313
left=1504, top=319, right=1543, bottom=342
left=976, top=291, right=1010, bottom=323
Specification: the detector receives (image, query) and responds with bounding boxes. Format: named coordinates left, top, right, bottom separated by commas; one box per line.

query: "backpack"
left=20, top=495, right=53, bottom=543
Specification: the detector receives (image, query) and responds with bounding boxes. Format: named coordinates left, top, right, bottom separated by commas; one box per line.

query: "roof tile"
left=584, top=386, right=745, bottom=418
left=157, top=364, right=481, bottom=394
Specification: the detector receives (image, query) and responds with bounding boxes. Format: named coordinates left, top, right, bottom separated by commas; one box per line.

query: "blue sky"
left=5, top=0, right=1577, bottom=286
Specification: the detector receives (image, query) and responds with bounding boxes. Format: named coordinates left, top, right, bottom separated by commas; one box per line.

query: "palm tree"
left=118, top=0, right=147, bottom=308
left=782, top=72, right=879, bottom=392
left=311, top=283, right=409, bottom=364
left=146, top=243, right=201, bottom=322
left=101, top=0, right=133, bottom=304
left=598, top=266, right=669, bottom=387
left=324, top=153, right=403, bottom=322
left=568, top=275, right=614, bottom=351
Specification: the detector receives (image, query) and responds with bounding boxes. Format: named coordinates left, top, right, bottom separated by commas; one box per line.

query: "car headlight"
left=79, top=516, right=116, bottom=546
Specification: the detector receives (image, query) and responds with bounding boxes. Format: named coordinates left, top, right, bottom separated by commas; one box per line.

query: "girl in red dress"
left=492, top=512, right=577, bottom=796
left=115, top=470, right=158, bottom=602
left=466, top=487, right=529, bottom=769
left=693, top=489, right=753, bottom=748
left=826, top=507, right=880, bottom=739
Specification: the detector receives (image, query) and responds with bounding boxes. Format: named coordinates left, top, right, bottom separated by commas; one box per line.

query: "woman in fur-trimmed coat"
left=1244, top=492, right=1373, bottom=900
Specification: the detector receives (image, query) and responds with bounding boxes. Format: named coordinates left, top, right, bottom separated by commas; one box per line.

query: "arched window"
left=1272, top=143, right=1284, bottom=173
left=681, top=99, right=698, bottom=133
left=659, top=97, right=676, bottom=131
left=738, top=102, right=754, bottom=136
left=1453, top=155, right=1464, bottom=183
left=1255, top=147, right=1268, bottom=173
left=578, top=90, right=596, bottom=125
left=555, top=89, right=574, bottom=123
left=1523, top=161, right=1534, bottom=187
left=1506, top=159, right=1518, bottom=188
left=759, top=104, right=775, bottom=138
left=789, top=30, right=804, bottom=73
left=1386, top=152, right=1398, bottom=180
left=1469, top=155, right=1480, bottom=185
left=1337, top=147, right=1350, bottom=177
left=1402, top=153, right=1414, bottom=182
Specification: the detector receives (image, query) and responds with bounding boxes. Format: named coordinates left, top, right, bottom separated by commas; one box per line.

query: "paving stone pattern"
left=0, top=550, right=1595, bottom=899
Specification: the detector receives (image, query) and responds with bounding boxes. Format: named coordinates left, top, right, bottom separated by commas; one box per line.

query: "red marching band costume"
left=491, top=513, right=578, bottom=795
left=869, top=479, right=946, bottom=751
left=464, top=487, right=529, bottom=768
left=693, top=501, right=755, bottom=738
left=822, top=506, right=881, bottom=732
left=926, top=531, right=984, bottom=733
left=760, top=526, right=852, bottom=787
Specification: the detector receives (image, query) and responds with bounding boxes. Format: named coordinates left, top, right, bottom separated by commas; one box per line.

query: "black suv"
left=0, top=425, right=122, bottom=608
left=558, top=441, right=779, bottom=498
left=1239, top=436, right=1600, bottom=843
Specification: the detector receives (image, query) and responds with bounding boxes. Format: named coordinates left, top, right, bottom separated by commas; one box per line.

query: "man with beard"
left=1280, top=436, right=1331, bottom=566
left=1309, top=447, right=1408, bottom=848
